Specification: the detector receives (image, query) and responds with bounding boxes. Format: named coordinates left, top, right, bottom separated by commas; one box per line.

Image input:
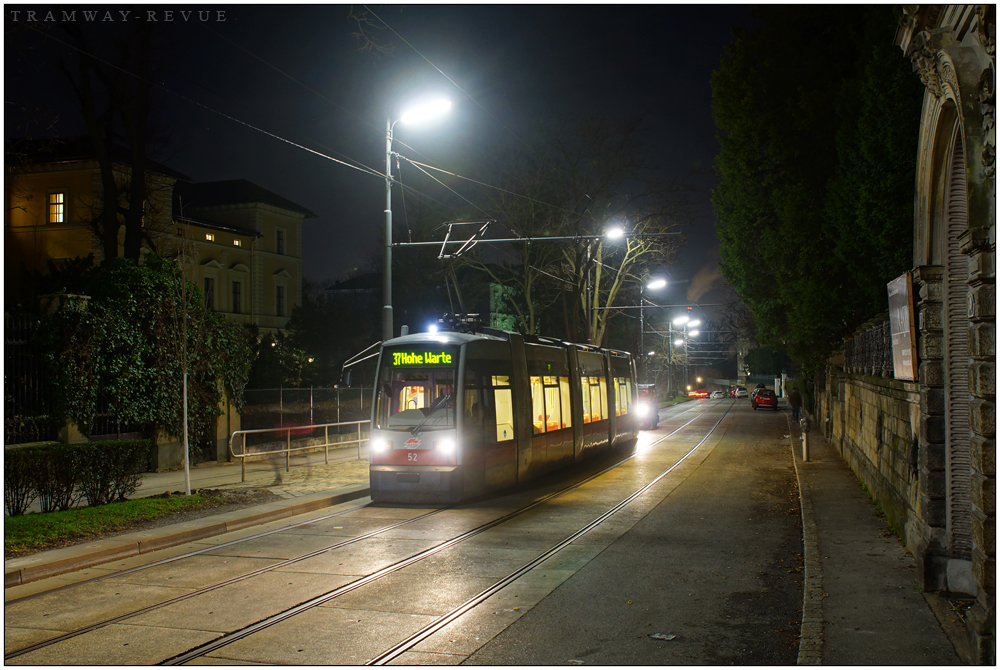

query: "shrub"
left=4, top=445, right=42, bottom=516
left=3, top=439, right=148, bottom=514
left=36, top=444, right=83, bottom=513
left=77, top=440, right=148, bottom=506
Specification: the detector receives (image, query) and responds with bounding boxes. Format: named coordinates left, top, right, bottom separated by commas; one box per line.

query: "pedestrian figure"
left=789, top=388, right=803, bottom=422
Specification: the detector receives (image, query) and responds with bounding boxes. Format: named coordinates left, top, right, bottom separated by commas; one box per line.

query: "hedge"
left=4, top=440, right=148, bottom=516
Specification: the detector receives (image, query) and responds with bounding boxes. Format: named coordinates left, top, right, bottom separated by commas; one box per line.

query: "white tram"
left=368, top=328, right=639, bottom=503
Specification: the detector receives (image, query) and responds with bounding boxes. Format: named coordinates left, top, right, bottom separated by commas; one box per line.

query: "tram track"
left=6, top=400, right=731, bottom=664
left=163, top=401, right=735, bottom=666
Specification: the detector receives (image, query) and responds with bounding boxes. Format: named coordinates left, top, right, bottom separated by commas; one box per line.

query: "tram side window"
left=598, top=377, right=609, bottom=420
left=581, top=377, right=592, bottom=424
left=615, top=377, right=629, bottom=415
left=492, top=375, right=514, bottom=442
left=543, top=376, right=562, bottom=431
left=559, top=377, right=572, bottom=429
left=532, top=375, right=570, bottom=433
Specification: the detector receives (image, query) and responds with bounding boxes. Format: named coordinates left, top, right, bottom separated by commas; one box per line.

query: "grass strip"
left=4, top=495, right=224, bottom=555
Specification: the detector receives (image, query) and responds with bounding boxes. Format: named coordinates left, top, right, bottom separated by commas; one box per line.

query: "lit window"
left=233, top=239, right=242, bottom=247
left=205, top=233, right=214, bottom=242
left=48, top=192, right=65, bottom=223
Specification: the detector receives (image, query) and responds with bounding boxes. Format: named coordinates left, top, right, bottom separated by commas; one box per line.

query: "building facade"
left=5, top=142, right=313, bottom=333
left=896, top=6, right=994, bottom=663
left=176, top=179, right=314, bottom=333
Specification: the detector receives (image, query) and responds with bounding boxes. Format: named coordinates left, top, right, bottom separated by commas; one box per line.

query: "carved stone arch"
left=916, top=97, right=961, bottom=266
left=942, top=121, right=972, bottom=567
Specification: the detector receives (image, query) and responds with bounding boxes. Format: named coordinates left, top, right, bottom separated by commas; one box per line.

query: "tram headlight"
left=435, top=439, right=456, bottom=455
left=635, top=402, right=650, bottom=417
left=372, top=439, right=391, bottom=454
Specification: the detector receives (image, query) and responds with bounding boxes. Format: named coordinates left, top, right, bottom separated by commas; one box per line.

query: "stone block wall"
left=815, top=370, right=922, bottom=550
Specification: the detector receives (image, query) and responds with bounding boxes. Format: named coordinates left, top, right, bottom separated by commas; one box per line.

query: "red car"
left=751, top=388, right=778, bottom=411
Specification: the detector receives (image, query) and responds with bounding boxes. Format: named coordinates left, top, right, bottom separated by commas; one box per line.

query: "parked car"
left=751, top=388, right=778, bottom=410
left=734, top=387, right=748, bottom=398
left=635, top=384, right=658, bottom=429
left=710, top=390, right=726, bottom=399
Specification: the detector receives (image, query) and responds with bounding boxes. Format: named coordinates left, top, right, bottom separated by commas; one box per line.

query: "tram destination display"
left=388, top=349, right=455, bottom=366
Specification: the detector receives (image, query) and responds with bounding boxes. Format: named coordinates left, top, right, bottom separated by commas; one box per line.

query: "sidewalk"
left=789, top=411, right=967, bottom=665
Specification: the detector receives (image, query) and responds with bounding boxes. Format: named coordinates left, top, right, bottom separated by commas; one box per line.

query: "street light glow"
left=674, top=338, right=684, bottom=346
left=648, top=350, right=656, bottom=356
left=605, top=227, right=624, bottom=240
left=689, top=319, right=701, bottom=327
left=646, top=278, right=667, bottom=290
left=400, top=99, right=452, bottom=125
left=673, top=315, right=689, bottom=325
left=689, top=330, right=700, bottom=337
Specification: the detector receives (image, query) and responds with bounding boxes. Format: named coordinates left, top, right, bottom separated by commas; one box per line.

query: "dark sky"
left=6, top=3, right=755, bottom=321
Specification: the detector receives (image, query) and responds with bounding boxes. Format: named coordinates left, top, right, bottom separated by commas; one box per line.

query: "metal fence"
left=843, top=314, right=893, bottom=377
left=4, top=313, right=60, bottom=444
left=241, top=387, right=374, bottom=430
left=228, top=420, right=369, bottom=482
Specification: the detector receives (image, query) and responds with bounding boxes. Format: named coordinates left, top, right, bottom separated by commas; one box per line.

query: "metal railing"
left=228, top=420, right=370, bottom=482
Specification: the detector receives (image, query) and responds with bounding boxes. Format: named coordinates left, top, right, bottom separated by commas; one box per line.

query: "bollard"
left=358, top=423, right=362, bottom=460
left=325, top=425, right=329, bottom=465
left=799, top=416, right=811, bottom=462
left=286, top=428, right=291, bottom=472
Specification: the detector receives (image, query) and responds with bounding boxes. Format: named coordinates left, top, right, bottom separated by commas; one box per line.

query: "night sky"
left=6, top=4, right=756, bottom=320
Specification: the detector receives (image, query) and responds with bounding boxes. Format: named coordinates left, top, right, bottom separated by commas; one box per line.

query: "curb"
left=5, top=485, right=370, bottom=589
left=787, top=411, right=824, bottom=665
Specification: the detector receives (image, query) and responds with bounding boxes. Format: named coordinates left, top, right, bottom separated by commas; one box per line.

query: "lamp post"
left=672, top=315, right=700, bottom=392
left=383, top=99, right=451, bottom=341
left=640, top=278, right=667, bottom=384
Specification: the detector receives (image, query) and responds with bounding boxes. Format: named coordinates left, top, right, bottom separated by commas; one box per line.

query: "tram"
left=367, top=327, right=639, bottom=503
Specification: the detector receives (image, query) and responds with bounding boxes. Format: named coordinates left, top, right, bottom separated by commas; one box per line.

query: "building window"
left=276, top=285, right=285, bottom=316
left=276, top=229, right=285, bottom=255
left=233, top=239, right=242, bottom=247
left=48, top=192, right=65, bottom=223
left=204, top=277, right=215, bottom=311
left=232, top=281, right=241, bottom=314
left=205, top=233, right=214, bottom=242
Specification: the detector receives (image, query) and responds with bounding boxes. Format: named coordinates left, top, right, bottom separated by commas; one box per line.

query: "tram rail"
left=5, top=400, right=732, bottom=664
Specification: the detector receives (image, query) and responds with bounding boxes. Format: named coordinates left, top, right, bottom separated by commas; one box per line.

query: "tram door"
left=464, top=343, right=519, bottom=490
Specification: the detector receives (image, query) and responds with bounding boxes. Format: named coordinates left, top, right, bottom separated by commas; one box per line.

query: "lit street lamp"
left=383, top=99, right=452, bottom=341
left=671, top=315, right=700, bottom=393
left=639, top=277, right=667, bottom=383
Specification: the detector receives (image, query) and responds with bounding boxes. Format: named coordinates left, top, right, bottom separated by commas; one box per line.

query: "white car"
left=710, top=390, right=726, bottom=399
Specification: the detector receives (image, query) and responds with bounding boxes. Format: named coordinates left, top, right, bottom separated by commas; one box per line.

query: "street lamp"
left=383, top=98, right=452, bottom=341
left=671, top=315, right=700, bottom=392
left=639, top=277, right=667, bottom=384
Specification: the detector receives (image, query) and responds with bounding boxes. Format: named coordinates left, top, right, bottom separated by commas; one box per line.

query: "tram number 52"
left=407, top=452, right=418, bottom=462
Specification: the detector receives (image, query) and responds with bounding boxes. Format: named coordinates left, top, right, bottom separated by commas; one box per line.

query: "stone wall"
left=815, top=365, right=922, bottom=551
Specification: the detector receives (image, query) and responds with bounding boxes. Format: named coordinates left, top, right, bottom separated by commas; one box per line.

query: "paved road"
left=466, top=398, right=803, bottom=665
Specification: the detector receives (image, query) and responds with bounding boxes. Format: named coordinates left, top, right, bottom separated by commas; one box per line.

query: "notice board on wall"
left=887, top=272, right=918, bottom=381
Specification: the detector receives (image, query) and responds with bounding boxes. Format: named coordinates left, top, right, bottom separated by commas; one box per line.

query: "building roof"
left=175, top=216, right=262, bottom=238
left=5, top=136, right=191, bottom=181
left=177, top=179, right=317, bottom=218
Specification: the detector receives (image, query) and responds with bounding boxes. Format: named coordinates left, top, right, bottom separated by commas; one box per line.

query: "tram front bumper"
left=370, top=465, right=464, bottom=504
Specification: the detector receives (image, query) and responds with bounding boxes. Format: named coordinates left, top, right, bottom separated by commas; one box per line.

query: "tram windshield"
left=376, top=345, right=458, bottom=432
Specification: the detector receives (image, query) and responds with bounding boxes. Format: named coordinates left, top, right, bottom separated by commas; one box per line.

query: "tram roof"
left=384, top=331, right=509, bottom=347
